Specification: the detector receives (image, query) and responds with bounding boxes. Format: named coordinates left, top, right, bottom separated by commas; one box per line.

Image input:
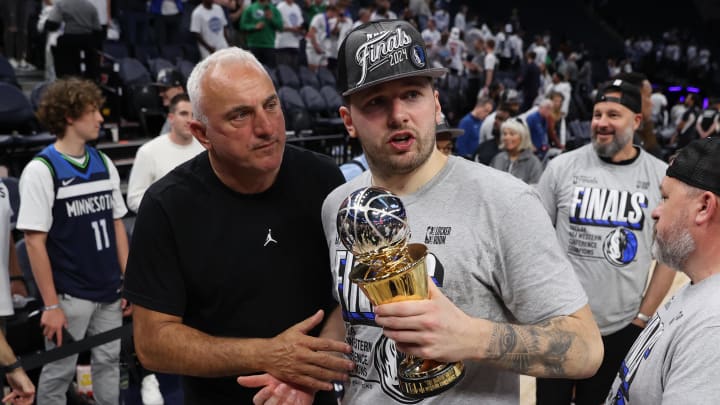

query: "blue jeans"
left=37, top=295, right=122, bottom=405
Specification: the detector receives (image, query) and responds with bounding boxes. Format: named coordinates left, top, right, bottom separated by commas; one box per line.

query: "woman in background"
left=490, top=118, right=544, bottom=184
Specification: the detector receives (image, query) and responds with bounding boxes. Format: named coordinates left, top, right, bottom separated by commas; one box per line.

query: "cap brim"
left=342, top=67, right=448, bottom=97
left=438, top=128, right=465, bottom=138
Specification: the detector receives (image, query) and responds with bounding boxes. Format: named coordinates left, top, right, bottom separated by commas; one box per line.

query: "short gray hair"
left=500, top=118, right=534, bottom=151
left=186, top=47, right=268, bottom=125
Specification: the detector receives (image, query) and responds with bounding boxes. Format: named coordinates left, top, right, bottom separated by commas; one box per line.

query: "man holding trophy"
left=315, top=19, right=605, bottom=404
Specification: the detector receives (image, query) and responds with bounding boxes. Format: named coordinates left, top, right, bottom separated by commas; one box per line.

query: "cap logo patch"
left=411, top=45, right=426, bottom=68
left=354, top=28, right=413, bottom=87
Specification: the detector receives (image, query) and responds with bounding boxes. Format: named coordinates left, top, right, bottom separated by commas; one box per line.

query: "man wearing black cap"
left=152, top=68, right=186, bottom=136
left=281, top=19, right=601, bottom=405
left=536, top=79, right=677, bottom=405
left=435, top=114, right=464, bottom=155
left=607, top=137, right=720, bottom=404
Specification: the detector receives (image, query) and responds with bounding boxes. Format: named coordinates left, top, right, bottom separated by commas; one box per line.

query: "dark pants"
left=120, top=10, right=150, bottom=45
left=52, top=32, right=101, bottom=80
left=1, top=0, right=31, bottom=59
left=153, top=13, right=182, bottom=47
left=249, top=47, right=276, bottom=68
left=536, top=322, right=644, bottom=405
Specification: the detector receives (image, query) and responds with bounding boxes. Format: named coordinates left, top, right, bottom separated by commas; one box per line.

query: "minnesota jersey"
left=537, top=144, right=667, bottom=335
left=35, top=144, right=122, bottom=302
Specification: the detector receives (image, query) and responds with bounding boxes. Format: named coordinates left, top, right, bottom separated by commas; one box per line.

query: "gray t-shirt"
left=321, top=156, right=587, bottom=404
left=536, top=144, right=667, bottom=335
left=48, top=0, right=101, bottom=35
left=606, top=273, right=720, bottom=405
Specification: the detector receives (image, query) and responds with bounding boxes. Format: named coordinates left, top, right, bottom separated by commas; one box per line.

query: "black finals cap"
left=594, top=79, right=642, bottom=114
left=667, top=137, right=720, bottom=195
left=337, top=19, right=447, bottom=96
left=152, top=68, right=185, bottom=88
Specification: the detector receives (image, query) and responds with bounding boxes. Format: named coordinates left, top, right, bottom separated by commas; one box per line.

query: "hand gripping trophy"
left=336, top=186, right=464, bottom=398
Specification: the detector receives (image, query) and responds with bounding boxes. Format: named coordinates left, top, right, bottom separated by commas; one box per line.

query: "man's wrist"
left=2, top=359, right=22, bottom=374
left=42, top=303, right=61, bottom=311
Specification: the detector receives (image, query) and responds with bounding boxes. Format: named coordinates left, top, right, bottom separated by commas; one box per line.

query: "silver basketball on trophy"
left=336, top=186, right=410, bottom=262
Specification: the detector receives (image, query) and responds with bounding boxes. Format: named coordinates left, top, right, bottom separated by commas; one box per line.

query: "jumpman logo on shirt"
left=264, top=228, right=277, bottom=246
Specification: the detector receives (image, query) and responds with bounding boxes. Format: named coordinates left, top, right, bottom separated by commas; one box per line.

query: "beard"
left=592, top=125, right=634, bottom=158
left=362, top=129, right=436, bottom=177
left=652, top=217, right=696, bottom=272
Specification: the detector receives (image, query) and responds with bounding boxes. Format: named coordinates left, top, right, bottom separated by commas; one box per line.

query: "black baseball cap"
left=594, top=79, right=642, bottom=114
left=337, top=19, right=447, bottom=97
left=436, top=116, right=464, bottom=139
left=667, top=137, right=720, bottom=195
left=152, top=68, right=184, bottom=88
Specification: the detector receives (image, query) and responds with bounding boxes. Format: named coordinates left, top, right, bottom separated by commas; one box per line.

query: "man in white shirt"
left=126, top=94, right=204, bottom=213
left=190, top=0, right=229, bottom=60
left=275, top=0, right=304, bottom=66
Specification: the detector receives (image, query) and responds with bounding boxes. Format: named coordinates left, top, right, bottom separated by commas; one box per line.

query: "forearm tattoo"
left=486, top=319, right=575, bottom=376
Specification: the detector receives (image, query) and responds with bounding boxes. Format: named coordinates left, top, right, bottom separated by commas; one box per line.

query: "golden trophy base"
left=350, top=243, right=465, bottom=398
left=399, top=357, right=465, bottom=398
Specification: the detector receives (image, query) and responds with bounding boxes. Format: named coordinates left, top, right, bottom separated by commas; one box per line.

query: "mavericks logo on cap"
left=354, top=28, right=413, bottom=88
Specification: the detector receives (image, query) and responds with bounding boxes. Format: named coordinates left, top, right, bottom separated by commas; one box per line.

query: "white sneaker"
left=141, top=374, right=164, bottom=405
left=18, top=60, right=36, bottom=71
left=8, top=58, right=18, bottom=69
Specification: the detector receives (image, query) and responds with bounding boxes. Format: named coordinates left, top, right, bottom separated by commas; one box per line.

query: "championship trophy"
left=336, top=186, right=464, bottom=398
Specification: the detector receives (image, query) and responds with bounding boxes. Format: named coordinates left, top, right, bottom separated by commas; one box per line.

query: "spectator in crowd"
left=1, top=176, right=29, bottom=401
left=326, top=2, right=353, bottom=74
left=490, top=117, right=543, bottom=184
left=126, top=94, right=204, bottom=213
left=17, top=78, right=130, bottom=405
left=407, top=0, right=431, bottom=30
left=275, top=0, right=305, bottom=67
left=544, top=70, right=572, bottom=117
left=435, top=114, right=464, bottom=156
left=370, top=0, right=397, bottom=21
left=670, top=93, right=700, bottom=149
left=352, top=7, right=370, bottom=29
left=421, top=18, right=441, bottom=50
left=152, top=68, right=186, bottom=136
left=124, top=47, right=354, bottom=404
left=614, top=72, right=662, bottom=158
left=119, top=0, right=151, bottom=45
left=45, top=0, right=102, bottom=80
left=88, top=0, right=111, bottom=34
left=1, top=330, right=35, bottom=405
left=252, top=18, right=603, bottom=405
left=536, top=79, right=676, bottom=405
left=305, top=5, right=338, bottom=72
left=517, top=51, right=541, bottom=112
left=482, top=38, right=498, bottom=95
left=304, top=0, right=324, bottom=22
left=1, top=178, right=27, bottom=325
left=191, top=0, right=230, bottom=60
left=1, top=0, right=35, bottom=70
left=526, top=98, right=559, bottom=157
left=453, top=4, right=468, bottom=33
left=607, top=137, right=720, bottom=405
left=455, top=95, right=493, bottom=159
left=339, top=153, right=368, bottom=182
left=240, top=0, right=282, bottom=68
left=477, top=102, right=512, bottom=165
left=650, top=86, right=668, bottom=128
left=695, top=97, right=720, bottom=139
left=150, top=0, right=183, bottom=47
